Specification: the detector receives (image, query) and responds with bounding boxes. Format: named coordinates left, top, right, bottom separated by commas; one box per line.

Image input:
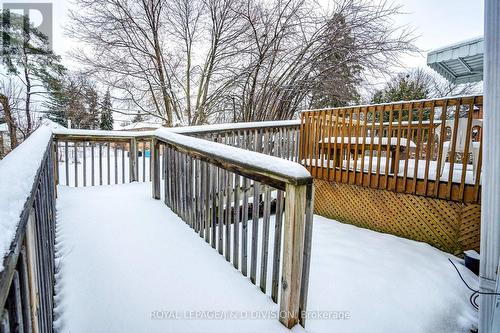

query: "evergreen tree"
left=1, top=9, right=65, bottom=133
left=309, top=13, right=362, bottom=109
left=371, top=69, right=432, bottom=121
left=100, top=90, right=114, bottom=130
left=86, top=86, right=100, bottom=129
left=45, top=81, right=69, bottom=126
left=132, top=111, right=144, bottom=123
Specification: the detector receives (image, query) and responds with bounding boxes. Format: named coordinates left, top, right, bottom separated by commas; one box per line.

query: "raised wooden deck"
left=299, top=96, right=483, bottom=254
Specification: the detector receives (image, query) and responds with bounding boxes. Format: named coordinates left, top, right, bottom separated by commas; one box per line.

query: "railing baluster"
left=218, top=167, right=224, bottom=254
left=241, top=177, right=249, bottom=276
left=233, top=174, right=240, bottom=268
left=129, top=138, right=137, bottom=182
left=122, top=143, right=125, bottom=184
left=74, top=141, right=78, bottom=187
left=114, top=144, right=118, bottom=184
left=260, top=185, right=271, bottom=293
left=225, top=170, right=233, bottom=262
left=250, top=180, right=260, bottom=284
left=91, top=142, right=95, bottom=186
left=423, top=102, right=436, bottom=195
left=210, top=164, right=217, bottom=248
left=107, top=142, right=111, bottom=185
left=142, top=141, right=146, bottom=182
left=412, top=102, right=424, bottom=194
left=99, top=143, right=103, bottom=185
left=83, top=141, right=87, bottom=187
left=272, top=190, right=284, bottom=302
left=447, top=100, right=461, bottom=199
left=65, top=141, right=69, bottom=186
left=384, top=105, right=394, bottom=188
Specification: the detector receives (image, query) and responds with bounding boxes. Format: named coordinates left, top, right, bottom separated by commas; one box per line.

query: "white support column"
left=479, top=1, right=500, bottom=331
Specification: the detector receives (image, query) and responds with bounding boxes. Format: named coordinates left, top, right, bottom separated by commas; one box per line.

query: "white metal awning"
left=427, top=37, right=484, bottom=84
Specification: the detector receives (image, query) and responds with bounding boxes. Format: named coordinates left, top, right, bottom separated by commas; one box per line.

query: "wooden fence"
left=300, top=96, right=483, bottom=203
left=0, top=137, right=56, bottom=332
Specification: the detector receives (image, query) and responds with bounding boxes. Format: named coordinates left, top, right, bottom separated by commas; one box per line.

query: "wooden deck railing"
left=300, top=96, right=483, bottom=203
left=177, top=120, right=301, bottom=162
left=152, top=129, right=313, bottom=328
left=52, top=121, right=301, bottom=187
left=0, top=129, right=56, bottom=333
left=48, top=120, right=311, bottom=329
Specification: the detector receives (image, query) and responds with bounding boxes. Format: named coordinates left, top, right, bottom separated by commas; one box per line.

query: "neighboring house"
left=119, top=121, right=163, bottom=132
left=0, top=123, right=10, bottom=158
left=0, top=119, right=65, bottom=158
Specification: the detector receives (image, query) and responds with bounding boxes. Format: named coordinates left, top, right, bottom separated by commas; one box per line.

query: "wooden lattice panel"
left=314, top=179, right=480, bottom=254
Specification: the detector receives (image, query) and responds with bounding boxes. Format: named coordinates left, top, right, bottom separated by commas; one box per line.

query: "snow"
left=54, top=183, right=478, bottom=333
left=171, top=120, right=301, bottom=134
left=320, top=136, right=417, bottom=148
left=53, top=183, right=299, bottom=333
left=53, top=119, right=300, bottom=138
left=118, top=121, right=163, bottom=131
left=0, top=126, right=53, bottom=272
left=307, top=215, right=477, bottom=333
left=40, top=119, right=66, bottom=130
left=52, top=128, right=156, bottom=138
left=155, top=129, right=311, bottom=182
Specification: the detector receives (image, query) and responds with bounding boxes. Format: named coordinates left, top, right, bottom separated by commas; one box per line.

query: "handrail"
left=51, top=119, right=300, bottom=139
left=154, top=130, right=310, bottom=189
left=151, top=128, right=314, bottom=328
left=0, top=126, right=56, bottom=332
left=52, top=120, right=302, bottom=187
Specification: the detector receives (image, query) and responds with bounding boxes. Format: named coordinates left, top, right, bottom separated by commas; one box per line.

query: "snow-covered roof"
left=40, top=119, right=66, bottom=130
left=0, top=119, right=65, bottom=133
left=427, top=37, right=484, bottom=84
left=119, top=121, right=163, bottom=131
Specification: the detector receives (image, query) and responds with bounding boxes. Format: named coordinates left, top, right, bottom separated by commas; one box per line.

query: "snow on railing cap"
left=0, top=126, right=53, bottom=272
left=52, top=119, right=301, bottom=138
left=155, top=129, right=311, bottom=187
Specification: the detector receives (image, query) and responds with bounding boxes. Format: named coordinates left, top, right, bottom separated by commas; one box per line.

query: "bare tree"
left=0, top=77, right=24, bottom=149
left=232, top=0, right=417, bottom=121
left=68, top=0, right=417, bottom=125
left=68, top=0, right=179, bottom=125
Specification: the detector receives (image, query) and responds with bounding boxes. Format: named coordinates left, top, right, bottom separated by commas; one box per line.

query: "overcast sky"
left=1, top=0, right=485, bottom=77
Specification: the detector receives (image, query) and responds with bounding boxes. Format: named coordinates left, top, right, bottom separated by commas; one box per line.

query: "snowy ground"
left=56, top=146, right=152, bottom=186
left=54, top=183, right=478, bottom=333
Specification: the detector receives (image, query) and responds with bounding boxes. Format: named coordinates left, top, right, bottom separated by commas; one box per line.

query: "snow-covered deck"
left=53, top=183, right=478, bottom=333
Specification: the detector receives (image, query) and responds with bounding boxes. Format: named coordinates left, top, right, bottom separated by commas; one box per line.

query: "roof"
left=1, top=119, right=65, bottom=133
left=119, top=121, right=163, bottom=131
left=427, top=37, right=484, bottom=84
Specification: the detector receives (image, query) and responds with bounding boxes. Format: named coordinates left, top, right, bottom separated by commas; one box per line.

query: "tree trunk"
left=0, top=93, right=19, bottom=149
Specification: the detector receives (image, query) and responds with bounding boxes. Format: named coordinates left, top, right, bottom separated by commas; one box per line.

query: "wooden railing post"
left=151, top=138, right=161, bottom=199
left=129, top=138, right=137, bottom=182
left=299, top=183, right=314, bottom=326
left=280, top=183, right=307, bottom=328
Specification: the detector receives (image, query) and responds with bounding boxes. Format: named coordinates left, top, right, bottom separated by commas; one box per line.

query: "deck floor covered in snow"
left=54, top=183, right=478, bottom=333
